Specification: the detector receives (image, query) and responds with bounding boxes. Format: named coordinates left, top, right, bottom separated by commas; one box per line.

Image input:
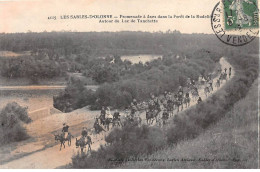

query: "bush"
left=72, top=123, right=166, bottom=168
left=0, top=102, right=31, bottom=145
left=53, top=78, right=96, bottom=112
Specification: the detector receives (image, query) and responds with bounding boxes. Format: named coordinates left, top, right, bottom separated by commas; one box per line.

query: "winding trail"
left=0, top=85, right=98, bottom=91
left=0, top=57, right=234, bottom=169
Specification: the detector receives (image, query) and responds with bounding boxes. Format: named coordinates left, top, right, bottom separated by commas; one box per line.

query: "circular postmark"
left=211, top=1, right=259, bottom=46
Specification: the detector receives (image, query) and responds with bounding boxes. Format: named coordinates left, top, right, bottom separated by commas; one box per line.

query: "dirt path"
left=0, top=85, right=98, bottom=91
left=0, top=57, right=234, bottom=169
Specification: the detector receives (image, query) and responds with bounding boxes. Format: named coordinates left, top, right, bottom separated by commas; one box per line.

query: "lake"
left=121, top=54, right=162, bottom=64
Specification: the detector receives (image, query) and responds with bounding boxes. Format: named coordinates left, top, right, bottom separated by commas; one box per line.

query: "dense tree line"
left=0, top=32, right=258, bottom=56
left=0, top=56, right=64, bottom=83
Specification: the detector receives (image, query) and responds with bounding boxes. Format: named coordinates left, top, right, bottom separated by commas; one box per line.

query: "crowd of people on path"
left=56, top=66, right=232, bottom=152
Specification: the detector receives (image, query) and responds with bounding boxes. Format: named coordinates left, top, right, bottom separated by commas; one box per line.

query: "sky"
left=0, top=0, right=223, bottom=34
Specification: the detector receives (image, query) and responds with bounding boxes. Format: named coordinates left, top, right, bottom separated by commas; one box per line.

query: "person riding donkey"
left=176, top=88, right=184, bottom=112
left=183, top=92, right=190, bottom=108
left=191, top=79, right=195, bottom=86
left=81, top=127, right=88, bottom=143
left=154, top=97, right=161, bottom=111
left=187, top=77, right=191, bottom=84
left=93, top=117, right=105, bottom=134
left=162, top=108, right=169, bottom=125
left=164, top=91, right=168, bottom=99
left=113, top=109, right=122, bottom=127
left=99, top=106, right=106, bottom=125
left=101, top=106, right=106, bottom=117
left=165, top=92, right=172, bottom=101
left=173, top=93, right=178, bottom=107
left=178, top=86, right=183, bottom=95
left=229, top=67, right=232, bottom=78
left=132, top=98, right=138, bottom=106
left=62, top=123, right=69, bottom=139
left=148, top=99, right=155, bottom=112
left=197, top=97, right=202, bottom=104
left=208, top=78, right=213, bottom=91
left=106, top=107, right=113, bottom=120
left=104, top=107, right=113, bottom=130
left=130, top=102, right=138, bottom=116
left=217, top=67, right=221, bottom=74
left=187, top=78, right=193, bottom=90
left=76, top=127, right=92, bottom=152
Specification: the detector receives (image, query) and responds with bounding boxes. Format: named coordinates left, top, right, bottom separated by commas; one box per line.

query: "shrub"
left=72, top=123, right=166, bottom=168
left=0, top=102, right=31, bottom=145
left=53, top=78, right=96, bottom=112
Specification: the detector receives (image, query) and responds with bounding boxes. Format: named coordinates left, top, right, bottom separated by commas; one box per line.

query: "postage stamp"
left=223, top=0, right=259, bottom=30
left=211, top=0, right=259, bottom=46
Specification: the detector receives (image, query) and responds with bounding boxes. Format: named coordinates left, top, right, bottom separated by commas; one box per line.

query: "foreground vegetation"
left=0, top=102, right=31, bottom=145
left=70, top=53, right=258, bottom=168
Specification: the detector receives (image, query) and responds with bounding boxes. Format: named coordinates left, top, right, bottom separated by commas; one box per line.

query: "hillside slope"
left=120, top=76, right=259, bottom=169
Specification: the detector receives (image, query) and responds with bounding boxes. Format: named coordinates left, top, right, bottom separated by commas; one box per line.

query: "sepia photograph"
left=0, top=0, right=259, bottom=169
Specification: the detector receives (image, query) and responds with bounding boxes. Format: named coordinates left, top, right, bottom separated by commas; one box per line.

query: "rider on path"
left=208, top=78, right=213, bottom=90
left=148, top=99, right=155, bottom=111
left=133, top=99, right=138, bottom=106
left=113, top=109, right=122, bottom=126
left=218, top=67, right=221, bottom=74
left=162, top=109, right=169, bottom=124
left=94, top=117, right=105, bottom=133
left=81, top=127, right=88, bottom=142
left=197, top=97, right=202, bottom=104
left=229, top=67, right=232, bottom=77
left=164, top=91, right=168, bottom=98
left=100, top=106, right=106, bottom=118
left=166, top=92, right=172, bottom=100
left=191, top=79, right=195, bottom=86
left=81, top=127, right=88, bottom=137
left=178, top=86, right=183, bottom=95
left=207, top=73, right=212, bottom=81
left=150, top=94, right=159, bottom=109
left=106, top=107, right=113, bottom=119
left=113, top=110, right=120, bottom=120
left=62, top=123, right=69, bottom=139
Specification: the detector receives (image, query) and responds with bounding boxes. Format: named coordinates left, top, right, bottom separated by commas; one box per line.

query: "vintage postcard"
left=0, top=0, right=259, bottom=169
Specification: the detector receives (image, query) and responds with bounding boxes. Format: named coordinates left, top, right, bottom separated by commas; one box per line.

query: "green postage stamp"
left=223, top=0, right=259, bottom=30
